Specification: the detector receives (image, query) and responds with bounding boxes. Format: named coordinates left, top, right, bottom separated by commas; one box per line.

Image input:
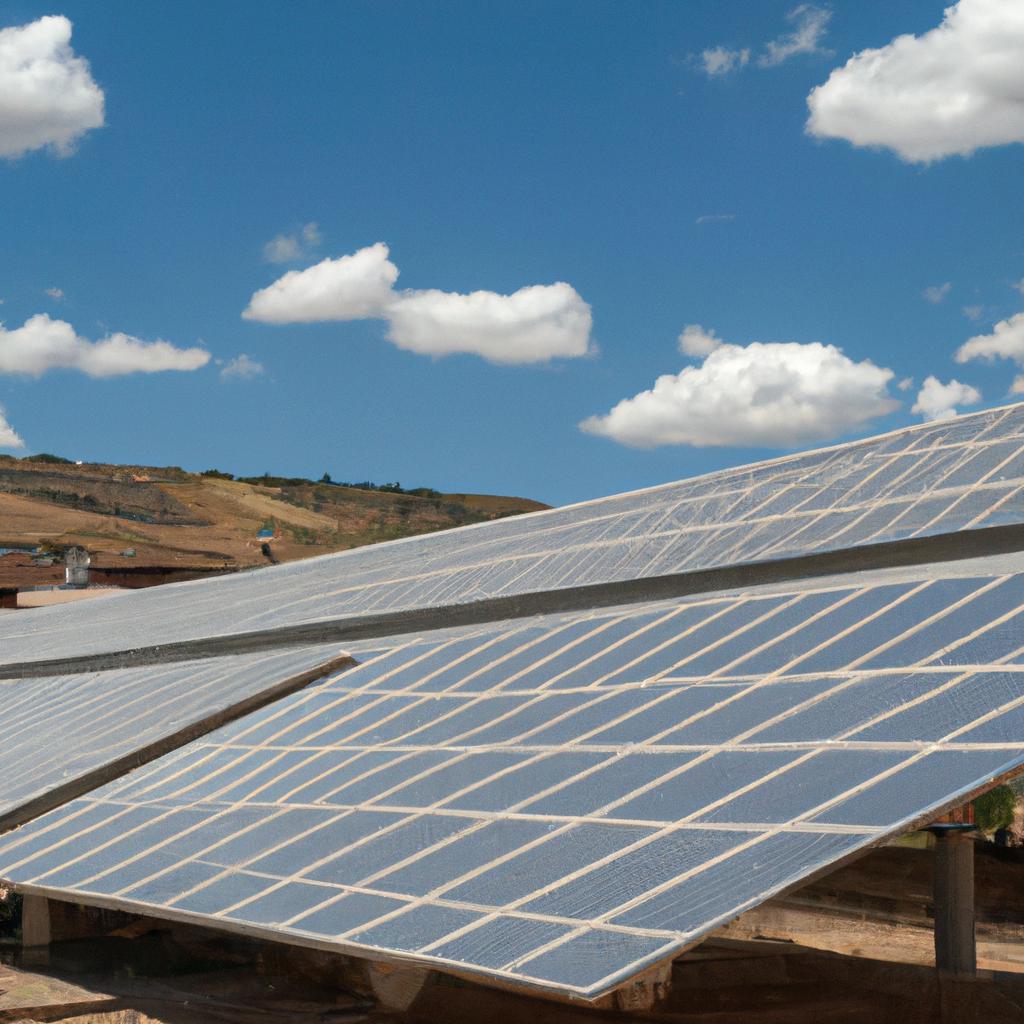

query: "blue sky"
left=1, top=1, right=1022, bottom=505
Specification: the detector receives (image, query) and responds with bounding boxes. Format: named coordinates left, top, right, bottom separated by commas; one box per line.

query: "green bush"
left=27, top=452, right=72, bottom=464
left=974, top=785, right=1016, bottom=832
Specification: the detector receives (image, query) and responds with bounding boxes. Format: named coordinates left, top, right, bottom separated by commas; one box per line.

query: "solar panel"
left=3, top=556, right=1022, bottom=999
left=2, top=402, right=1024, bottom=669
left=0, top=645, right=355, bottom=832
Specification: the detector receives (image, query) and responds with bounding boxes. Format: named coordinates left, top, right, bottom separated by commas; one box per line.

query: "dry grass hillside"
left=0, top=455, right=547, bottom=583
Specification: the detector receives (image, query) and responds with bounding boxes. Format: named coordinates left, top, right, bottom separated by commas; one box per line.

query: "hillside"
left=0, top=455, right=548, bottom=586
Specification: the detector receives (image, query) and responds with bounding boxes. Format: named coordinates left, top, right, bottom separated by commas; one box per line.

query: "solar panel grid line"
left=702, top=589, right=865, bottom=678
left=755, top=579, right=933, bottom=678
left=405, top=626, right=534, bottom=693
left=913, top=584, right=1024, bottom=667
left=117, top=745, right=273, bottom=806
left=631, top=593, right=809, bottom=681
left=293, top=749, right=426, bottom=807
left=966, top=482, right=1024, bottom=533
left=188, top=733, right=1024, bottom=752
left=22, top=792, right=896, bottom=833
left=0, top=658, right=292, bottom=786
left=494, top=613, right=644, bottom=693
left=222, top=645, right=433, bottom=747
left=234, top=688, right=421, bottom=752
left=910, top=459, right=1024, bottom=539
left=581, top=641, right=901, bottom=755
left=731, top=451, right=915, bottom=559
left=837, top=575, right=1010, bottom=671
left=0, top=662, right=203, bottom=749
left=543, top=602, right=743, bottom=691
left=205, top=748, right=319, bottom=806
left=0, top=801, right=156, bottom=879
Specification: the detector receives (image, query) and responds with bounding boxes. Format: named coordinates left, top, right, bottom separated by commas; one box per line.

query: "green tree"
left=974, top=785, right=1016, bottom=832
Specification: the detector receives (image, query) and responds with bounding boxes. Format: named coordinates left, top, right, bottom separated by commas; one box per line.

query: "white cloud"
left=955, top=312, right=1024, bottom=365
left=244, top=242, right=594, bottom=365
left=0, top=406, right=24, bottom=449
left=695, top=213, right=736, bottom=224
left=0, top=16, right=104, bottom=160
left=760, top=5, right=832, bottom=67
left=44, top=286, right=64, bottom=300
left=700, top=46, right=750, bottom=77
left=807, top=0, right=1024, bottom=163
left=244, top=242, right=398, bottom=323
left=385, top=283, right=592, bottom=364
left=678, top=324, right=723, bottom=357
left=1012, top=278, right=1024, bottom=295
left=699, top=6, right=830, bottom=79
left=220, top=353, right=264, bottom=380
left=0, top=314, right=210, bottom=377
left=923, top=282, right=952, bottom=304
left=1012, top=375, right=1024, bottom=395
left=263, top=222, right=322, bottom=264
left=580, top=340, right=897, bottom=448
left=962, top=305, right=984, bottom=321
left=912, top=375, right=982, bottom=421
left=898, top=376, right=914, bottom=392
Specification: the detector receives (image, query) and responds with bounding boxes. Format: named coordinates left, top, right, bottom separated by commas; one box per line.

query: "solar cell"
left=2, top=402, right=1024, bottom=670
left=0, top=645, right=352, bottom=831
left=3, top=556, right=1023, bottom=998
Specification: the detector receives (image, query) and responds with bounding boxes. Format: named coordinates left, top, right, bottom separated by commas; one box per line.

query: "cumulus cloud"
left=0, top=406, right=24, bottom=449
left=44, top=286, right=64, bottom=300
left=955, top=312, right=1024, bottom=365
left=263, top=222, right=321, bottom=264
left=580, top=340, right=897, bottom=448
left=962, top=305, right=984, bottom=321
left=220, top=353, right=265, bottom=380
left=807, top=0, right=1024, bottom=163
left=0, top=314, right=210, bottom=377
left=0, top=15, right=104, bottom=159
left=678, top=324, right=723, bottom=357
left=244, top=242, right=399, bottom=323
left=700, top=47, right=750, bottom=77
left=1012, top=278, right=1024, bottom=296
left=695, top=213, right=736, bottom=224
left=385, top=283, right=591, bottom=364
left=244, top=242, right=593, bottom=365
left=760, top=5, right=832, bottom=67
left=912, top=376, right=982, bottom=421
left=898, top=376, right=915, bottom=392
left=1012, top=375, right=1024, bottom=395
left=923, top=282, right=952, bottom=304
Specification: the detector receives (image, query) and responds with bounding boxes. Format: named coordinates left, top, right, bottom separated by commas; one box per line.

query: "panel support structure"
left=928, top=825, right=976, bottom=976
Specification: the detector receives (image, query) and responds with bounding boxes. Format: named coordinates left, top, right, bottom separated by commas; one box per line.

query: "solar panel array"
left=3, top=557, right=1023, bottom=997
left=0, top=645, right=352, bottom=830
left=2, top=402, right=1024, bottom=668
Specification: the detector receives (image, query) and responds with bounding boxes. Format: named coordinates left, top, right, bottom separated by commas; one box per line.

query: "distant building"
left=256, top=527, right=277, bottom=542
left=64, top=546, right=91, bottom=588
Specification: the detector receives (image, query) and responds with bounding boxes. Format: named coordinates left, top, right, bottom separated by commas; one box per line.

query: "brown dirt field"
left=0, top=459, right=548, bottom=584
